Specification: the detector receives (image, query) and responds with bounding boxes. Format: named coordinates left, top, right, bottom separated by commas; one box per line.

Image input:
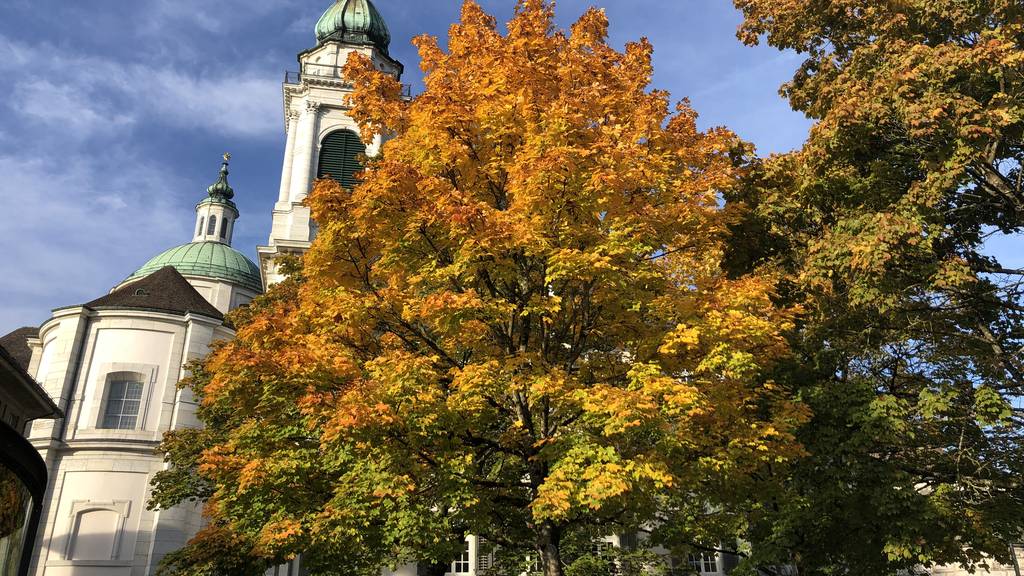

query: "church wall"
left=934, top=562, right=1019, bottom=576
left=26, top=309, right=225, bottom=576
left=37, top=465, right=150, bottom=576
left=27, top=310, right=92, bottom=446
left=180, top=277, right=258, bottom=316
left=71, top=324, right=178, bottom=435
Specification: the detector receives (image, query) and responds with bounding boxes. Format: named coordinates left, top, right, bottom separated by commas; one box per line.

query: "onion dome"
left=315, top=0, right=392, bottom=54
left=125, top=242, right=262, bottom=293
left=206, top=153, right=235, bottom=201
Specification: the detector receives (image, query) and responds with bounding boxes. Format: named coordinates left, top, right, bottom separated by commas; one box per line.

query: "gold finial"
left=223, top=152, right=232, bottom=163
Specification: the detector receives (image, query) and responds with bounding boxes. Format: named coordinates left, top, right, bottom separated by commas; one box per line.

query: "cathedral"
left=0, top=1, right=1019, bottom=576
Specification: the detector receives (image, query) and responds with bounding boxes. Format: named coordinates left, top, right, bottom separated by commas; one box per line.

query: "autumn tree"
left=154, top=1, right=807, bottom=575
left=722, top=0, right=1024, bottom=573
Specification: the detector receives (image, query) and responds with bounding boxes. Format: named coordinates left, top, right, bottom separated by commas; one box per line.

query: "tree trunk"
left=537, top=522, right=564, bottom=576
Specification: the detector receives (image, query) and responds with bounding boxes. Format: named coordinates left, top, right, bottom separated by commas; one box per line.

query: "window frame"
left=687, top=552, right=718, bottom=575
left=99, top=378, right=144, bottom=431
left=88, top=364, right=158, bottom=433
left=62, top=500, right=131, bottom=562
left=206, top=214, right=217, bottom=237
left=451, top=539, right=471, bottom=575
left=316, top=129, right=367, bottom=189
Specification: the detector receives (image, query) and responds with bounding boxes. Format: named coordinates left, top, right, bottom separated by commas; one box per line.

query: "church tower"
left=258, top=0, right=404, bottom=287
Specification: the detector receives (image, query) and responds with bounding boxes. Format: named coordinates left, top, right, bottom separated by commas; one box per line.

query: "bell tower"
left=258, top=0, right=404, bottom=287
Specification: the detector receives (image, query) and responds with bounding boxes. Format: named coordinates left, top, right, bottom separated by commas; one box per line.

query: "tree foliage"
left=154, top=1, right=807, bottom=575
left=725, top=0, right=1024, bottom=573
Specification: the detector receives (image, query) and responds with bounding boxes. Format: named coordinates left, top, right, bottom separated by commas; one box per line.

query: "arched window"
left=317, top=129, right=366, bottom=189
left=196, top=217, right=204, bottom=237
left=206, top=215, right=217, bottom=236
left=220, top=217, right=229, bottom=239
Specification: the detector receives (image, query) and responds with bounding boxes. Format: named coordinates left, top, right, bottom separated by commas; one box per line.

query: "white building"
left=13, top=156, right=262, bottom=576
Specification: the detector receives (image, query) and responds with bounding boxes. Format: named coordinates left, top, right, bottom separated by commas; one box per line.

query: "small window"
left=101, top=377, right=144, bottom=430
left=220, top=217, right=229, bottom=239
left=688, top=552, right=718, bottom=574
left=196, top=217, right=204, bottom=237
left=451, top=541, right=471, bottom=574
left=207, top=215, right=217, bottom=236
left=590, top=542, right=618, bottom=575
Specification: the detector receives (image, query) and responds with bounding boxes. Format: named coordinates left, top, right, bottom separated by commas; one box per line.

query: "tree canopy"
left=152, top=1, right=1024, bottom=575
left=153, top=1, right=806, bottom=575
left=726, top=0, right=1024, bottom=573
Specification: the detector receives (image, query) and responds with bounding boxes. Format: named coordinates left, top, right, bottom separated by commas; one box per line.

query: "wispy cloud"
left=144, top=69, right=283, bottom=138
left=0, top=150, right=191, bottom=329
left=12, top=79, right=136, bottom=138
left=0, top=35, right=281, bottom=141
left=144, top=0, right=301, bottom=34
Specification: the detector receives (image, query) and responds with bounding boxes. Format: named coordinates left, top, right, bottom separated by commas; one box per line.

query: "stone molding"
left=85, top=362, right=159, bottom=432
left=62, top=499, right=131, bottom=561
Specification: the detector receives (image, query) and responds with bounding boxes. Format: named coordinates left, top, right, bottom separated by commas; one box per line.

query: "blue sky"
left=0, top=0, right=817, bottom=333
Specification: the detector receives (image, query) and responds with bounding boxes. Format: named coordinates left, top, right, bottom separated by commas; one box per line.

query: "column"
left=288, top=101, right=321, bottom=203
left=277, top=110, right=301, bottom=206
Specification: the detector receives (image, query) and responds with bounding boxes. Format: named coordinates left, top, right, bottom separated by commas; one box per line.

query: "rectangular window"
left=591, top=541, right=619, bottom=575
left=451, top=541, right=471, bottom=575
left=101, top=379, right=143, bottom=430
left=688, top=552, right=717, bottom=574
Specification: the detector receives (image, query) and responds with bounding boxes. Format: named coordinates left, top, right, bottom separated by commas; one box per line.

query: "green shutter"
left=317, top=130, right=366, bottom=189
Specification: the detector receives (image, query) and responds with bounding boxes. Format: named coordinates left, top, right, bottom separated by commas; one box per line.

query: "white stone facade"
left=25, top=304, right=232, bottom=576
left=258, top=40, right=401, bottom=287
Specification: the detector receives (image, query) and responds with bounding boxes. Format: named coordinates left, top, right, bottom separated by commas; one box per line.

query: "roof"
left=0, top=327, right=37, bottom=372
left=89, top=266, right=225, bottom=320
left=315, top=0, right=392, bottom=54
left=124, top=241, right=263, bottom=293
left=0, top=328, right=61, bottom=421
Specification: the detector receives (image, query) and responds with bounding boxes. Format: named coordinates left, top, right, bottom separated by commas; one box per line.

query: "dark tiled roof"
left=87, top=266, right=224, bottom=321
left=0, top=327, right=37, bottom=372
left=0, top=327, right=61, bottom=420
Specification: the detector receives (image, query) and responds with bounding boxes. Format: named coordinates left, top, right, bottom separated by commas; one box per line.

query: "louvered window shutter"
left=317, top=130, right=366, bottom=189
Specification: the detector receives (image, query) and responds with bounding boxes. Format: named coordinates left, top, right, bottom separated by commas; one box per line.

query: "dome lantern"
left=315, top=0, right=392, bottom=54
left=194, top=153, right=240, bottom=245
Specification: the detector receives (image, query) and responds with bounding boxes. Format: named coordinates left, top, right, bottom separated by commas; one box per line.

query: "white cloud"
left=0, top=35, right=282, bottom=141
left=144, top=69, right=282, bottom=138
left=12, top=79, right=136, bottom=138
left=0, top=150, right=193, bottom=331
left=0, top=28, right=284, bottom=332
left=144, top=0, right=301, bottom=34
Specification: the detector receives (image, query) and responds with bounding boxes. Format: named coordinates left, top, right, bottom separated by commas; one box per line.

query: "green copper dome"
left=315, top=0, right=391, bottom=54
left=126, top=242, right=262, bottom=293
